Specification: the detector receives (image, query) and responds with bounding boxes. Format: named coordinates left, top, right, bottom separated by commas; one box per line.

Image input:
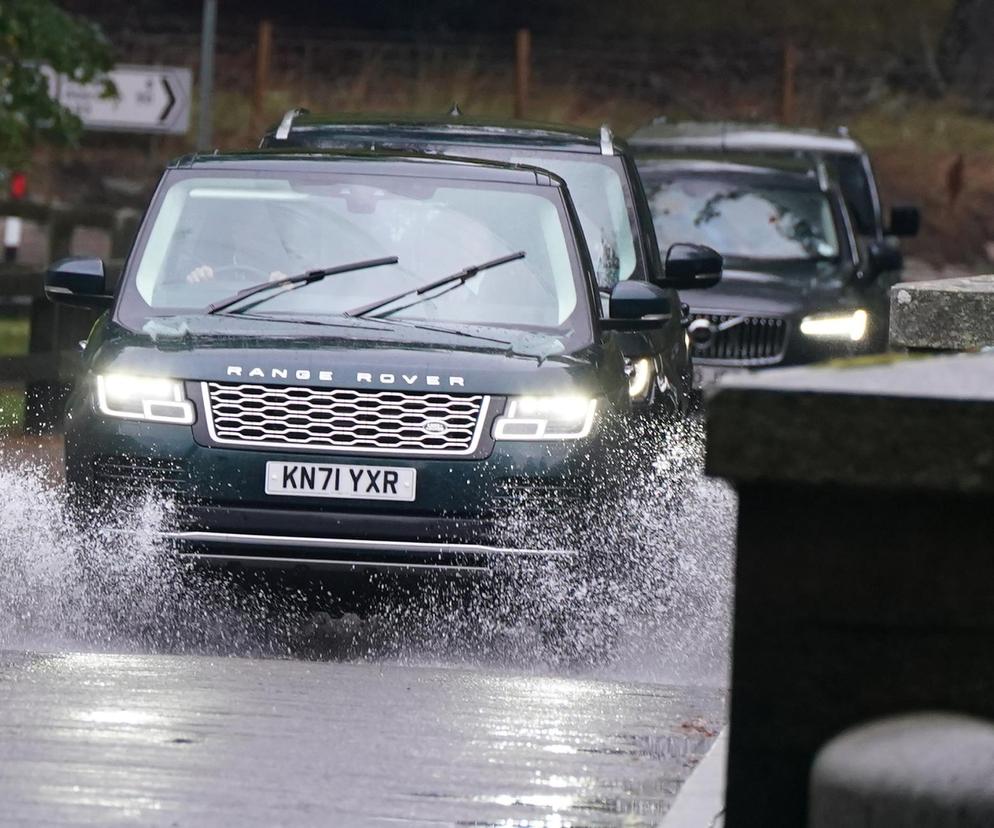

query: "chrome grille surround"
left=690, top=312, right=789, bottom=366
left=201, top=382, right=491, bottom=456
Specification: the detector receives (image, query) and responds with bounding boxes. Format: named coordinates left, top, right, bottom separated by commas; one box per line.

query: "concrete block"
left=890, top=275, right=994, bottom=351
left=706, top=353, right=994, bottom=828
left=810, top=713, right=994, bottom=828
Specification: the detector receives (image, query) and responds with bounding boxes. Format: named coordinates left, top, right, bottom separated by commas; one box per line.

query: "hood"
left=680, top=258, right=858, bottom=317
left=88, top=315, right=606, bottom=397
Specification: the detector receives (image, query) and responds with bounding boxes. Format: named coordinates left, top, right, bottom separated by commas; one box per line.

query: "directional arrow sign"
left=45, top=64, right=192, bottom=135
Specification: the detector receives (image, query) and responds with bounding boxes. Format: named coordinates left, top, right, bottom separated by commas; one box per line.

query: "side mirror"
left=604, top=280, right=671, bottom=329
left=888, top=206, right=920, bottom=238
left=662, top=243, right=723, bottom=289
left=45, top=258, right=113, bottom=308
left=867, top=240, right=903, bottom=276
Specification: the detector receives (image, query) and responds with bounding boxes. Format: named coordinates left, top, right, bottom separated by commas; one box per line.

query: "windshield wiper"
left=345, top=251, right=525, bottom=319
left=373, top=316, right=512, bottom=347
left=205, top=255, right=399, bottom=315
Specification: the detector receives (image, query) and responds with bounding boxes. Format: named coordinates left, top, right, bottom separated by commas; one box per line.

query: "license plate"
left=265, top=461, right=416, bottom=502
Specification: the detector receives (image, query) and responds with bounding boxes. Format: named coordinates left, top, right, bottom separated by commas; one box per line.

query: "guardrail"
left=0, top=199, right=139, bottom=432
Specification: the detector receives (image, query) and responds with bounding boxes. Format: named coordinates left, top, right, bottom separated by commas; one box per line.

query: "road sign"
left=45, top=65, right=192, bottom=135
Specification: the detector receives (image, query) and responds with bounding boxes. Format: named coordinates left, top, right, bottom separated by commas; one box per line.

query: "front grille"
left=691, top=313, right=789, bottom=365
left=91, top=455, right=188, bottom=495
left=203, top=382, right=490, bottom=456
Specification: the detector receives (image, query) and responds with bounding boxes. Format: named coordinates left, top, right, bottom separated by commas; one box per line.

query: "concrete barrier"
left=890, top=275, right=994, bottom=351
left=809, top=713, right=994, bottom=827
left=705, top=351, right=994, bottom=827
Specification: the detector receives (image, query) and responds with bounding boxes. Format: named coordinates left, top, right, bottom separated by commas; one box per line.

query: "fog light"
left=625, top=357, right=654, bottom=401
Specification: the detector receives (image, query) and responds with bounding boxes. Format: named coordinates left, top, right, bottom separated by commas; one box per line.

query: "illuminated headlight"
left=96, top=374, right=195, bottom=424
left=799, top=309, right=868, bottom=341
left=493, top=395, right=597, bottom=441
left=625, top=357, right=654, bottom=401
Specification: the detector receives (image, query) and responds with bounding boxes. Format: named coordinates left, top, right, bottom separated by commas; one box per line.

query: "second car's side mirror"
left=44, top=257, right=114, bottom=309
left=661, top=243, right=723, bottom=289
left=888, top=205, right=920, bottom=238
left=603, top=280, right=672, bottom=330
left=867, top=240, right=903, bottom=276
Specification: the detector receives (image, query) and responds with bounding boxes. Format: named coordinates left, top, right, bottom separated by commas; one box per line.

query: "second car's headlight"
left=493, top=395, right=597, bottom=441
left=96, top=374, right=195, bottom=424
left=625, top=357, right=655, bottom=401
left=800, top=309, right=868, bottom=341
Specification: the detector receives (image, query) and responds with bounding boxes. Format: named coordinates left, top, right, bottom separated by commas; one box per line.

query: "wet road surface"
left=0, top=651, right=723, bottom=827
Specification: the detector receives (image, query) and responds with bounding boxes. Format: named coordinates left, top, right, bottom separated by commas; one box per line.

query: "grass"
left=0, top=316, right=29, bottom=433
left=851, top=98, right=994, bottom=156
left=0, top=388, right=24, bottom=432
left=0, top=316, right=29, bottom=356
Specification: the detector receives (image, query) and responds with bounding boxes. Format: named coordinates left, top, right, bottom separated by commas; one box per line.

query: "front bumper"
left=66, top=403, right=602, bottom=572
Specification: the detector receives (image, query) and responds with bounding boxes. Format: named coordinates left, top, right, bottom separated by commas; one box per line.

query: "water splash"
left=0, top=456, right=305, bottom=656
left=0, top=416, right=735, bottom=681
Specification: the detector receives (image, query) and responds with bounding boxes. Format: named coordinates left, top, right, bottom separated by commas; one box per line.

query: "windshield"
left=121, top=169, right=588, bottom=337
left=643, top=174, right=840, bottom=261
left=428, top=148, right=638, bottom=289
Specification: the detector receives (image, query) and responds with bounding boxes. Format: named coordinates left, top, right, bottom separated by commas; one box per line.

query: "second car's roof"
left=266, top=112, right=618, bottom=155
left=169, top=148, right=567, bottom=187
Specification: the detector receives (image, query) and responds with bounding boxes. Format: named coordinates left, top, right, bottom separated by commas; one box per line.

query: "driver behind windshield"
left=129, top=175, right=581, bottom=332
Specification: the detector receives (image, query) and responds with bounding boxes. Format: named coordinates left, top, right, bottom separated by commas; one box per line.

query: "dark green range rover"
left=50, top=151, right=719, bottom=573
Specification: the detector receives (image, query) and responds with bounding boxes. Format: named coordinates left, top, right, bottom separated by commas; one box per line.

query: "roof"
left=629, top=120, right=866, bottom=156
left=263, top=112, right=626, bottom=156
left=635, top=159, right=827, bottom=191
left=167, top=149, right=565, bottom=188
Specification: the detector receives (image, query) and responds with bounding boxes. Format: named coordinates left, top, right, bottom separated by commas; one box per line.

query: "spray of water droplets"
left=0, top=416, right=735, bottom=681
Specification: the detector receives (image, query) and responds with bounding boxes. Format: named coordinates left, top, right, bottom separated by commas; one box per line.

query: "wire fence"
left=97, top=19, right=941, bottom=136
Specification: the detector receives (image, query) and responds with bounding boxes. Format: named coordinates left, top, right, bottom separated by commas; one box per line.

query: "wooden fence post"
left=252, top=20, right=274, bottom=136
left=781, top=39, right=797, bottom=125
left=515, top=28, right=531, bottom=120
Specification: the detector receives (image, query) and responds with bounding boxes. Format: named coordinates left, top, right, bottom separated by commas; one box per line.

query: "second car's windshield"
left=643, top=174, right=840, bottom=261
left=125, top=169, right=586, bottom=334
left=441, top=148, right=638, bottom=289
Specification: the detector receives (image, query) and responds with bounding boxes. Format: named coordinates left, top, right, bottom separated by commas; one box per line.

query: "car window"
left=126, top=171, right=585, bottom=333
left=644, top=175, right=839, bottom=260
left=437, top=147, right=639, bottom=289
left=830, top=155, right=877, bottom=237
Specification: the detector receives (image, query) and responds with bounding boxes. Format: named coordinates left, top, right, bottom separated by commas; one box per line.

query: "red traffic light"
left=9, top=172, right=26, bottom=200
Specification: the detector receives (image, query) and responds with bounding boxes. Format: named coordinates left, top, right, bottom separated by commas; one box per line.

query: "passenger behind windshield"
left=125, top=172, right=586, bottom=335
left=642, top=174, right=840, bottom=261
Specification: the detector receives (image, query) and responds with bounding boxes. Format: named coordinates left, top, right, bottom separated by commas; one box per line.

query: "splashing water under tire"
left=0, top=416, right=735, bottom=681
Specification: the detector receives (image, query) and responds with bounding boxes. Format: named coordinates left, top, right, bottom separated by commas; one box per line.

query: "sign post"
left=44, top=65, right=193, bottom=135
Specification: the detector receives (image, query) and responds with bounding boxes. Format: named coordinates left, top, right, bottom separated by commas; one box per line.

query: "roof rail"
left=599, top=124, right=615, bottom=156
left=815, top=157, right=830, bottom=191
left=274, top=107, right=310, bottom=141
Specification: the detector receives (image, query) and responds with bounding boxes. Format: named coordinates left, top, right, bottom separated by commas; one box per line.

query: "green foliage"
left=0, top=0, right=114, bottom=166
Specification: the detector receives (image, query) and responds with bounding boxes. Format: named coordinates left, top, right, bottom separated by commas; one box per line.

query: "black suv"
left=629, top=120, right=920, bottom=249
left=637, top=159, right=895, bottom=384
left=261, top=110, right=705, bottom=414
left=50, top=151, right=720, bottom=573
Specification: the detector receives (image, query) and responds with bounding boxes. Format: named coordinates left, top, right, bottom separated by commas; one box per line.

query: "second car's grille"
left=203, top=382, right=489, bottom=456
left=691, top=313, right=789, bottom=365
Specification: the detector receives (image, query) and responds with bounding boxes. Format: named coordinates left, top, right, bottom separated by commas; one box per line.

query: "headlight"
left=493, top=395, right=597, bottom=441
left=799, top=309, right=868, bottom=341
left=96, top=374, right=195, bottom=424
left=625, top=357, right=654, bottom=401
